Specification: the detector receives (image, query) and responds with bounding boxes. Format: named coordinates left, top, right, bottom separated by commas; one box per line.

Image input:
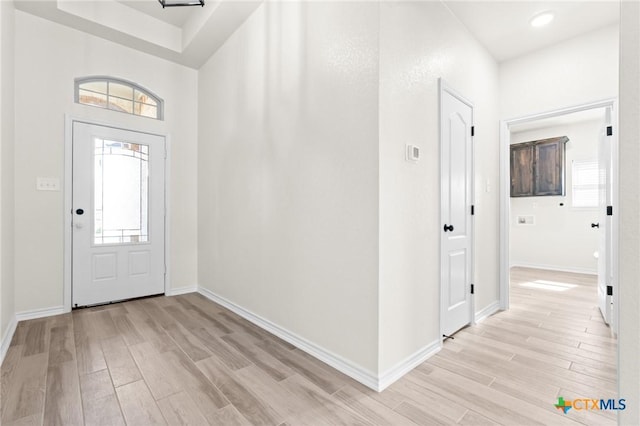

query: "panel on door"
left=440, top=82, right=474, bottom=337
left=72, top=122, right=165, bottom=307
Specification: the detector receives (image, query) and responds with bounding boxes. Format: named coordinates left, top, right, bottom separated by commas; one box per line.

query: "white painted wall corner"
left=377, top=339, right=441, bottom=392
left=0, top=315, right=18, bottom=364
left=475, top=301, right=501, bottom=324
left=15, top=305, right=65, bottom=322
left=166, top=285, right=198, bottom=296
left=198, top=286, right=441, bottom=392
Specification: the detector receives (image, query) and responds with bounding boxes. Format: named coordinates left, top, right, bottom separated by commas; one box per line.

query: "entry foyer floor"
left=1, top=267, right=616, bottom=425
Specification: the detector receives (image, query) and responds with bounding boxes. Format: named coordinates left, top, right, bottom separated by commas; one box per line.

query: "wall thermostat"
left=406, top=144, right=420, bottom=162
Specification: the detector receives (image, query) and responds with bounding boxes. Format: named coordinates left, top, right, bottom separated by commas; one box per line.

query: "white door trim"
left=439, top=78, right=475, bottom=341
left=63, top=115, right=171, bottom=312
left=498, top=99, right=619, bottom=335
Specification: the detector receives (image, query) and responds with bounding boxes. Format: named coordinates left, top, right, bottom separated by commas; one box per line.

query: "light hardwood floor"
left=1, top=268, right=616, bottom=425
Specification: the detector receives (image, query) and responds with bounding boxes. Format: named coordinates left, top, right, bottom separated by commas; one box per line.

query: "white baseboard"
left=198, top=286, right=442, bottom=392
left=166, top=285, right=198, bottom=296
left=510, top=262, right=596, bottom=276
left=197, top=286, right=384, bottom=390
left=377, top=339, right=441, bottom=391
left=1, top=316, right=18, bottom=365
left=16, top=305, right=65, bottom=322
left=475, top=301, right=501, bottom=324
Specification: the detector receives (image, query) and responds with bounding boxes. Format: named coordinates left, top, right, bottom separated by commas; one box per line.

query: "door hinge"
left=607, top=285, right=613, bottom=296
left=606, top=126, right=613, bottom=136
left=471, top=205, right=475, bottom=215
left=607, top=205, right=613, bottom=216
left=470, top=284, right=475, bottom=294
left=471, top=126, right=475, bottom=137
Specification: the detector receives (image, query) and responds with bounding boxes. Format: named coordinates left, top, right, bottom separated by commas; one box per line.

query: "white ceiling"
left=118, top=0, right=198, bottom=28
left=14, top=0, right=261, bottom=69
left=14, top=1, right=621, bottom=69
left=443, top=1, right=620, bottom=62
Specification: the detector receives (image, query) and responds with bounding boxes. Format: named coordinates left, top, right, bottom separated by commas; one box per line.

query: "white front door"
left=440, top=81, right=474, bottom=337
left=597, top=107, right=614, bottom=326
left=72, top=122, right=165, bottom=307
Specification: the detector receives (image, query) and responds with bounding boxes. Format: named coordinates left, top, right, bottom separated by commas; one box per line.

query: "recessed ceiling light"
left=530, top=11, right=554, bottom=28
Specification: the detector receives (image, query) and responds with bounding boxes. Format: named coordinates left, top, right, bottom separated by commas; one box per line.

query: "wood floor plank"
left=255, top=340, right=346, bottom=394
left=1, top=344, right=24, bottom=403
left=73, top=313, right=107, bottom=376
left=42, top=361, right=83, bottom=426
left=189, top=328, right=251, bottom=371
left=79, top=372, right=124, bottom=425
left=115, top=380, right=166, bottom=425
left=157, top=391, right=210, bottom=426
left=82, top=394, right=125, bottom=426
left=195, top=355, right=237, bottom=389
left=0, top=268, right=616, bottom=426
left=101, top=336, right=142, bottom=388
left=221, top=333, right=295, bottom=381
left=279, top=374, right=369, bottom=425
left=458, top=410, right=500, bottom=425
left=22, top=321, right=47, bottom=357
left=110, top=315, right=144, bottom=347
left=218, top=373, right=282, bottom=426
left=206, top=405, right=251, bottom=426
left=1, top=353, right=48, bottom=423
left=47, top=326, right=75, bottom=366
left=233, top=364, right=309, bottom=422
left=394, top=400, right=457, bottom=425
left=333, top=385, right=417, bottom=425
left=79, top=369, right=117, bottom=405
left=163, top=323, right=212, bottom=362
left=3, top=413, right=43, bottom=426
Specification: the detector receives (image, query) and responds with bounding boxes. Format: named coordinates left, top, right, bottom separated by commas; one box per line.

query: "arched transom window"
left=75, top=76, right=164, bottom=120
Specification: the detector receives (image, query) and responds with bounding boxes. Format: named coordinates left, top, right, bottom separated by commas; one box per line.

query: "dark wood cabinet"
left=510, top=136, right=568, bottom=197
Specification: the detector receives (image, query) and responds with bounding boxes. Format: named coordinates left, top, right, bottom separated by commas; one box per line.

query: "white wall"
left=378, top=1, right=500, bottom=373
left=0, top=0, right=16, bottom=349
left=618, top=1, right=640, bottom=423
left=198, top=2, right=380, bottom=373
left=13, top=11, right=198, bottom=313
left=510, top=120, right=601, bottom=274
left=500, top=24, right=619, bottom=119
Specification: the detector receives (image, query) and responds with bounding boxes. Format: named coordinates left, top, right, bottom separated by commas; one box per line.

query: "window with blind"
left=571, top=159, right=599, bottom=208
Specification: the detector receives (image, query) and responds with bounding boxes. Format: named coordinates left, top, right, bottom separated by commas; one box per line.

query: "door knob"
left=591, top=223, right=600, bottom=228
left=443, top=224, right=454, bottom=232
left=76, top=208, right=84, bottom=215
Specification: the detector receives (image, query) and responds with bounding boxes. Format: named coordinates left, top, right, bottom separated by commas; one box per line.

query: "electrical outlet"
left=36, top=177, right=60, bottom=191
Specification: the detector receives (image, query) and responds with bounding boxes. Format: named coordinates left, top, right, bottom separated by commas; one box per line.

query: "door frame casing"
left=63, top=115, right=171, bottom=312
left=499, top=98, right=619, bottom=334
left=439, top=79, right=476, bottom=342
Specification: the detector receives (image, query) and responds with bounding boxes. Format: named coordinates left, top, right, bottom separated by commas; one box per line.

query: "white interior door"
left=72, top=122, right=165, bottom=307
left=440, top=81, right=474, bottom=337
left=597, top=108, right=613, bottom=325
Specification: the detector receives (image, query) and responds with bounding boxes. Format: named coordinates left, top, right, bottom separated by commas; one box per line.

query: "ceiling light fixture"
left=530, top=11, right=554, bottom=28
left=158, top=0, right=204, bottom=8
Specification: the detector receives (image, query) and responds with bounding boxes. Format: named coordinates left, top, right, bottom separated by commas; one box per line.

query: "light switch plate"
left=406, top=144, right=420, bottom=162
left=37, top=177, right=60, bottom=191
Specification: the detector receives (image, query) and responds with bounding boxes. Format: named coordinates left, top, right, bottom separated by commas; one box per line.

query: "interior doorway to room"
left=500, top=101, right=618, bottom=334
left=70, top=121, right=167, bottom=307
left=499, top=100, right=619, bottom=397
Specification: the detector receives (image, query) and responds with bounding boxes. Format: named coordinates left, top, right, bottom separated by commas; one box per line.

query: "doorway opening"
left=499, top=99, right=618, bottom=334
left=499, top=99, right=618, bottom=395
left=64, top=119, right=168, bottom=311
